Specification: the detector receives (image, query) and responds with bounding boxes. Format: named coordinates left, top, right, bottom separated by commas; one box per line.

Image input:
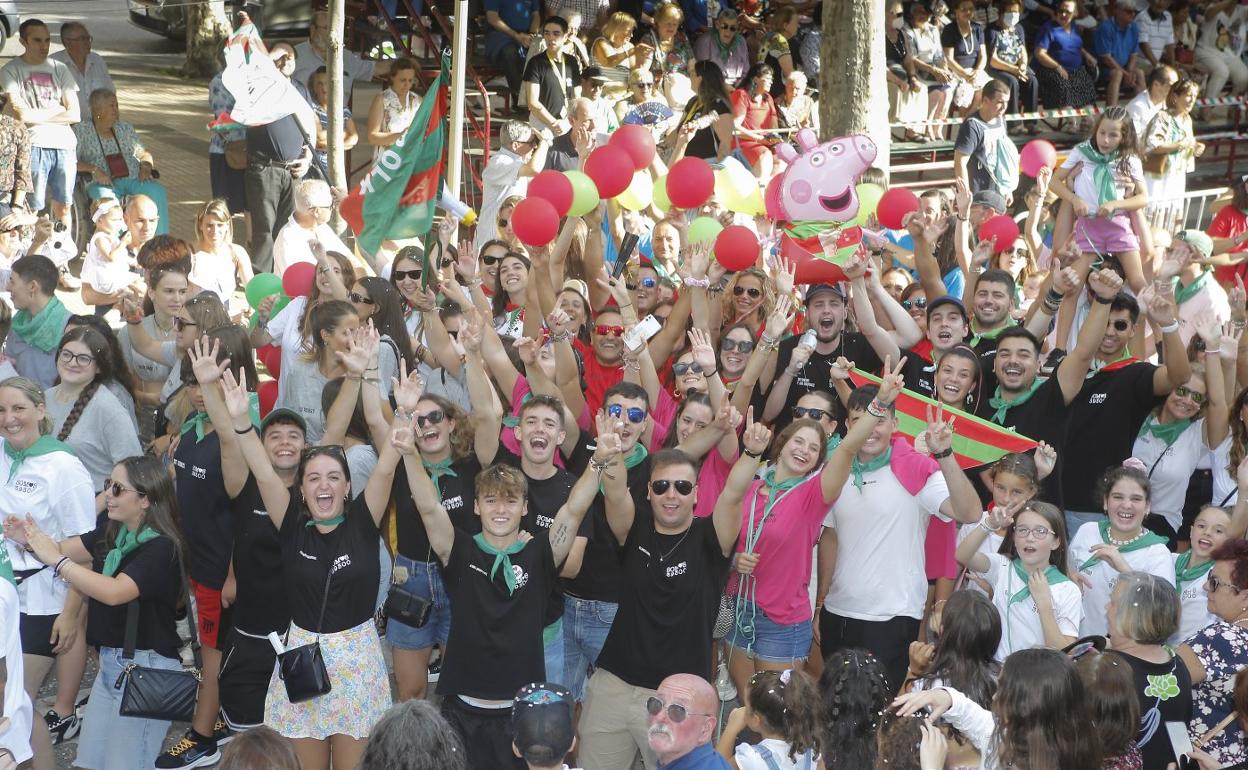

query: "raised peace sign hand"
left=875, top=355, right=907, bottom=407
left=741, top=407, right=772, bottom=456
left=923, top=402, right=956, bottom=458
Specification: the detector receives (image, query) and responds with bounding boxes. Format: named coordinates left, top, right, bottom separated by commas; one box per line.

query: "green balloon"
left=688, top=216, right=724, bottom=244
left=652, top=175, right=671, bottom=213
left=565, top=170, right=600, bottom=217
left=245, top=272, right=283, bottom=310
left=855, top=183, right=886, bottom=227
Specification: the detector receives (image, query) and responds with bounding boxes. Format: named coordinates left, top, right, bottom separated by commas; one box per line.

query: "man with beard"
left=643, top=674, right=730, bottom=770
left=966, top=268, right=1027, bottom=369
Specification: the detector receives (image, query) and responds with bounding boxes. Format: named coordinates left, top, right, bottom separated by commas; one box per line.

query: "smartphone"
left=613, top=233, right=640, bottom=280
left=1166, top=721, right=1194, bottom=768
left=624, top=314, right=662, bottom=352
left=799, top=329, right=817, bottom=349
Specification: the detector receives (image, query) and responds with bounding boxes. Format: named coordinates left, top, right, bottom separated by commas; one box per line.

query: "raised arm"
left=547, top=310, right=587, bottom=419
left=401, top=443, right=456, bottom=565
left=732, top=295, right=794, bottom=415
left=1203, top=321, right=1236, bottom=451
left=821, top=355, right=905, bottom=502
left=222, top=368, right=291, bottom=527
left=598, top=410, right=637, bottom=545
left=321, top=325, right=376, bottom=446
left=712, top=408, right=772, bottom=556
left=955, top=506, right=1014, bottom=574
left=926, top=403, right=986, bottom=524
left=549, top=433, right=624, bottom=566
left=845, top=254, right=902, bottom=365
left=1056, top=268, right=1123, bottom=403
left=460, top=310, right=502, bottom=464
left=189, top=338, right=250, bottom=497
left=1141, top=278, right=1192, bottom=395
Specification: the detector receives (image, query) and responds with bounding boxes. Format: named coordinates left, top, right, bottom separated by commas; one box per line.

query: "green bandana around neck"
left=474, top=533, right=527, bottom=594
left=825, top=432, right=842, bottom=459
left=102, top=526, right=159, bottom=577
left=1138, top=415, right=1192, bottom=449
left=502, top=392, right=534, bottom=429
left=0, top=544, right=14, bottom=586
left=988, top=378, right=1045, bottom=424
left=180, top=392, right=260, bottom=443
left=11, top=296, right=69, bottom=353
left=1175, top=550, right=1215, bottom=586
left=1174, top=268, right=1211, bottom=305
left=851, top=447, right=891, bottom=491
left=1009, top=560, right=1071, bottom=605
left=623, top=443, right=649, bottom=470
left=1078, top=520, right=1170, bottom=570
left=1088, top=349, right=1138, bottom=379
left=969, top=321, right=1011, bottom=348
left=306, top=513, right=346, bottom=528
left=4, top=435, right=75, bottom=483
left=1076, top=140, right=1121, bottom=207
left=423, top=457, right=457, bottom=496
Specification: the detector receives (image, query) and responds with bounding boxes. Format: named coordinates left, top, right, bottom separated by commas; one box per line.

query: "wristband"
left=866, top=399, right=890, bottom=419
left=683, top=276, right=711, bottom=289
left=234, top=424, right=253, bottom=435
left=932, top=447, right=953, bottom=460
left=978, top=516, right=995, bottom=533
left=1204, top=349, right=1222, bottom=357
left=702, top=368, right=718, bottom=378
left=1092, top=294, right=1114, bottom=305
left=53, top=556, right=71, bottom=578
left=743, top=447, right=765, bottom=459
left=1159, top=321, right=1180, bottom=334
left=1044, top=288, right=1064, bottom=305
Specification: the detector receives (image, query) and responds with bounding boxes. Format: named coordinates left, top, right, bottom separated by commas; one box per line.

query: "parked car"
left=126, top=0, right=310, bottom=39
left=0, top=0, right=19, bottom=52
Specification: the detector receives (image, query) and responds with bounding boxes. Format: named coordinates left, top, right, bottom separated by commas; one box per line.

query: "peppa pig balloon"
left=773, top=130, right=878, bottom=222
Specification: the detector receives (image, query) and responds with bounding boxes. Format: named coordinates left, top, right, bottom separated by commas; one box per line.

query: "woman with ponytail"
left=717, top=668, right=822, bottom=769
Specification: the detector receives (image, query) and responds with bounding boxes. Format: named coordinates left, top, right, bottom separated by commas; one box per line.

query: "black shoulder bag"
left=277, top=566, right=333, bottom=703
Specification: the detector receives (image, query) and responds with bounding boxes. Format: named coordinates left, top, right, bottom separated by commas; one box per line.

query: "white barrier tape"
left=891, top=94, right=1247, bottom=130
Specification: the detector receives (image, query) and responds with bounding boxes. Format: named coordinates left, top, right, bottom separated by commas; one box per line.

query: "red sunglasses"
left=595, top=324, right=625, bottom=337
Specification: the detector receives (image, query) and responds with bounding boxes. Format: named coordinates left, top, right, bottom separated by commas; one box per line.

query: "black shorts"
left=218, top=628, right=278, bottom=730
left=441, top=697, right=527, bottom=770
left=209, top=153, right=248, bottom=214
left=19, top=613, right=58, bottom=658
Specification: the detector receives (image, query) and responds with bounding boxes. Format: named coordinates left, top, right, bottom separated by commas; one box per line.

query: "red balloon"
left=714, top=226, right=761, bottom=272
left=876, top=187, right=921, bottom=230
left=666, top=157, right=715, bottom=210
left=261, top=345, right=282, bottom=380
left=609, top=124, right=657, bottom=171
left=1019, top=139, right=1057, bottom=177
left=257, top=379, right=279, bottom=418
left=281, top=261, right=316, bottom=298
left=583, top=146, right=634, bottom=199
left=978, top=215, right=1022, bottom=254
left=528, top=171, right=574, bottom=216
left=511, top=198, right=561, bottom=247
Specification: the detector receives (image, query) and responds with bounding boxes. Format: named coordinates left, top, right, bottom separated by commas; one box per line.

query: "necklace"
left=1108, top=529, right=1145, bottom=547
left=657, top=525, right=692, bottom=562
left=152, top=316, right=174, bottom=337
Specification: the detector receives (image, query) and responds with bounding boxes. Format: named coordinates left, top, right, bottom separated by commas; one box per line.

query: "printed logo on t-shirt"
left=512, top=564, right=529, bottom=589
left=190, top=464, right=207, bottom=480
left=331, top=553, right=351, bottom=574
left=534, top=514, right=554, bottom=530
left=445, top=495, right=464, bottom=511
left=665, top=560, right=687, bottom=578
left=1088, top=393, right=1107, bottom=405
left=12, top=479, right=38, bottom=494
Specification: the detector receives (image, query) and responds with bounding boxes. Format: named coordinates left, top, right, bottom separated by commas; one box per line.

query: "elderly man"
left=1126, top=64, right=1177, bottom=135
left=81, top=194, right=156, bottom=310
left=292, top=10, right=384, bottom=101
left=0, top=19, right=80, bottom=234
left=545, top=97, right=596, bottom=172
left=50, top=22, right=114, bottom=118
left=646, top=675, right=730, bottom=770
left=272, top=179, right=355, bottom=276
left=475, top=120, right=550, bottom=254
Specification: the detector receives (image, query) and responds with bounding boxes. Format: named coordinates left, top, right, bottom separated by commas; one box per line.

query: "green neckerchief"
left=785, top=220, right=850, bottom=240
left=179, top=392, right=260, bottom=443
left=424, top=456, right=457, bottom=497
left=744, top=467, right=809, bottom=553
left=1076, top=140, right=1121, bottom=207
left=4, top=435, right=75, bottom=483
left=969, top=321, right=1011, bottom=348
left=713, top=32, right=741, bottom=59
left=1138, top=415, right=1192, bottom=449
left=306, top=514, right=346, bottom=528
left=851, top=447, right=891, bottom=491
left=502, top=391, right=533, bottom=429
left=825, top=432, right=842, bottom=459
left=623, top=443, right=649, bottom=470
left=1009, top=560, right=1071, bottom=605
left=0, top=544, right=13, bottom=586
left=1079, top=520, right=1170, bottom=570
left=473, top=532, right=526, bottom=594
left=1175, top=550, right=1215, bottom=587
left=11, top=296, right=69, bottom=353
left=988, top=378, right=1045, bottom=424
left=102, top=526, right=159, bottom=577
left=1174, top=268, right=1212, bottom=305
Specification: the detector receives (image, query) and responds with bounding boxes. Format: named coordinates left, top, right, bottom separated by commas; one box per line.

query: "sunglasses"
left=607, top=403, right=647, bottom=423
left=482, top=254, right=503, bottom=266
left=393, top=269, right=422, bottom=282
left=173, top=317, right=197, bottom=332
left=720, top=339, right=755, bottom=354
left=1175, top=384, right=1207, bottom=404
left=672, top=361, right=706, bottom=376
left=733, top=286, right=762, bottom=299
left=301, top=445, right=348, bottom=463
left=595, top=324, right=625, bottom=337
left=413, top=409, right=446, bottom=428
left=650, top=479, right=695, bottom=496
left=349, top=291, right=375, bottom=305
left=498, top=218, right=509, bottom=228
left=103, top=478, right=145, bottom=498
left=720, top=24, right=738, bottom=30
left=1110, top=319, right=1131, bottom=332
left=793, top=406, right=829, bottom=421
left=58, top=349, right=95, bottom=367
left=902, top=298, right=928, bottom=310
left=633, top=81, right=654, bottom=88
left=646, top=696, right=710, bottom=722
left=1208, top=572, right=1242, bottom=594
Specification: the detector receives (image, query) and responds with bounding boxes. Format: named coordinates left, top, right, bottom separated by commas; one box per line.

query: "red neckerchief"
left=1096, top=355, right=1140, bottom=374
left=505, top=301, right=520, bottom=312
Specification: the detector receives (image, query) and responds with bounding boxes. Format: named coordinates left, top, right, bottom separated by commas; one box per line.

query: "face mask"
left=892, top=16, right=906, bottom=29
left=1003, top=12, right=1020, bottom=25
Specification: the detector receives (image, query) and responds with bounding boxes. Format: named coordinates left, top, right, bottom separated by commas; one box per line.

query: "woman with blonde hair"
left=592, top=12, right=642, bottom=92
left=721, top=267, right=775, bottom=334
left=189, top=199, right=253, bottom=318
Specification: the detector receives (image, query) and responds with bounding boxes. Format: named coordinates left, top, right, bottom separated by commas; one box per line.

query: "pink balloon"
left=609, top=124, right=657, bottom=171
left=528, top=171, right=574, bottom=216
left=876, top=187, right=920, bottom=230
left=1019, top=139, right=1058, bottom=178
left=281, top=262, right=315, bottom=298
left=584, top=146, right=634, bottom=199
left=714, top=226, right=761, bottom=272
left=978, top=215, right=1021, bottom=254
left=512, top=197, right=561, bottom=247
left=666, top=157, right=715, bottom=209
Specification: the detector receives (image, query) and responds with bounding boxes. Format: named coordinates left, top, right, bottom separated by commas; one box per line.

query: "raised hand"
left=923, top=402, right=955, bottom=457
left=775, top=256, right=797, bottom=298
left=1144, top=287, right=1178, bottom=327
left=546, top=309, right=576, bottom=340
left=954, top=176, right=972, bottom=218
left=334, top=325, right=373, bottom=376
left=830, top=356, right=855, bottom=381
left=764, top=294, right=795, bottom=339
left=687, top=328, right=717, bottom=372
left=712, top=393, right=743, bottom=433
left=891, top=688, right=953, bottom=720
left=594, top=265, right=632, bottom=308
left=1156, top=246, right=1188, bottom=283
left=908, top=640, right=935, bottom=673
left=876, top=355, right=907, bottom=406
left=1231, top=275, right=1247, bottom=324
left=985, top=499, right=1021, bottom=530
left=188, top=336, right=229, bottom=386
left=1034, top=441, right=1057, bottom=479
left=459, top=309, right=485, bottom=353
left=919, top=722, right=949, bottom=770
left=220, top=368, right=252, bottom=421
left=841, top=250, right=870, bottom=281
left=1028, top=568, right=1054, bottom=611
left=593, top=426, right=624, bottom=465
left=391, top=358, right=426, bottom=413
left=1195, top=312, right=1222, bottom=351
left=456, top=239, right=478, bottom=281
left=1052, top=265, right=1082, bottom=296
left=390, top=411, right=417, bottom=455
left=1087, top=268, right=1125, bottom=301
left=970, top=238, right=996, bottom=271
left=741, top=407, right=772, bottom=455
left=514, top=336, right=542, bottom=366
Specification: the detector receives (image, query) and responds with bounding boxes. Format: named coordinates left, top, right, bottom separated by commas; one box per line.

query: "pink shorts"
left=1074, top=215, right=1139, bottom=255
left=924, top=517, right=959, bottom=581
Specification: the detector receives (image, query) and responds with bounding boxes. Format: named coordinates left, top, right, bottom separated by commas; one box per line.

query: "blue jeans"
left=30, top=147, right=74, bottom=210
left=386, top=554, right=452, bottom=650
left=562, top=596, right=619, bottom=702
left=74, top=646, right=182, bottom=770
left=87, top=178, right=171, bottom=234
left=1064, top=509, right=1104, bottom=541
left=545, top=618, right=563, bottom=688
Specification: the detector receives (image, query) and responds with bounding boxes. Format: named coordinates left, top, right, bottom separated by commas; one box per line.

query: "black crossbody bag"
left=383, top=545, right=433, bottom=629
left=277, top=567, right=333, bottom=703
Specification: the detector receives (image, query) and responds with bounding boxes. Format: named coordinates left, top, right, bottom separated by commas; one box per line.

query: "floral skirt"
left=264, top=619, right=391, bottom=740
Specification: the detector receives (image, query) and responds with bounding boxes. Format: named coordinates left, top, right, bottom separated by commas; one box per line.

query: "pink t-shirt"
left=730, top=473, right=832, bottom=626
left=924, top=517, right=959, bottom=581
left=693, top=447, right=737, bottom=519
left=648, top=389, right=679, bottom=452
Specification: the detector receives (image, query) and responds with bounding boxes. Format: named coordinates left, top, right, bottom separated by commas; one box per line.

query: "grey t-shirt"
left=275, top=338, right=399, bottom=446
left=119, top=317, right=175, bottom=385
left=7, top=316, right=69, bottom=389
left=347, top=444, right=378, bottom=499
left=954, top=113, right=1010, bottom=195
left=46, top=384, right=144, bottom=491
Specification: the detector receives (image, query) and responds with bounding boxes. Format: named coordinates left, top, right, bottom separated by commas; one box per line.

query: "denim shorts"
left=724, top=600, right=813, bottom=663
left=386, top=555, right=451, bottom=651
left=74, top=646, right=182, bottom=770
left=29, top=147, right=74, bottom=210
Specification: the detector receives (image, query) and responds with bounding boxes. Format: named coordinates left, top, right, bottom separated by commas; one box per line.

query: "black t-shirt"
left=545, top=132, right=579, bottom=173
left=82, top=523, right=181, bottom=660
left=681, top=97, right=732, bottom=161
left=174, top=430, right=233, bottom=589
left=1061, top=362, right=1162, bottom=512
left=595, top=512, right=731, bottom=690
left=278, top=494, right=382, bottom=633
left=521, top=53, right=581, bottom=122
left=229, top=475, right=290, bottom=636
left=902, top=354, right=938, bottom=401
left=245, top=114, right=306, bottom=163
left=974, top=375, right=1070, bottom=509
left=392, top=455, right=481, bottom=560
left=438, top=528, right=557, bottom=699
left=497, top=447, right=574, bottom=623
left=560, top=456, right=648, bottom=604
left=1120, top=652, right=1193, bottom=770
left=771, top=331, right=883, bottom=432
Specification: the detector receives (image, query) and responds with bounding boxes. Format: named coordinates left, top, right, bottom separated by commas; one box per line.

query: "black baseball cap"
left=582, top=66, right=607, bottom=81
left=925, top=294, right=967, bottom=320
left=806, top=283, right=846, bottom=303
left=971, top=189, right=1007, bottom=214
left=261, top=407, right=307, bottom=437
left=513, top=683, right=575, bottom=765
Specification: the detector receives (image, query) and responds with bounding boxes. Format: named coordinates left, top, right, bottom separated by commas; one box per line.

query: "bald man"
left=80, top=194, right=155, bottom=310
left=646, top=675, right=729, bottom=770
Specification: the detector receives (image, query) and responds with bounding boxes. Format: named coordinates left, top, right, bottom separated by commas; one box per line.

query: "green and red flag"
left=848, top=368, right=1038, bottom=469
left=339, top=53, right=450, bottom=256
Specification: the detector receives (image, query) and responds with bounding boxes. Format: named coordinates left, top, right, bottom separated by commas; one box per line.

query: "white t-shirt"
left=1125, top=90, right=1162, bottom=137
left=0, top=580, right=33, bottom=764
left=1176, top=278, right=1231, bottom=349
left=1133, top=418, right=1208, bottom=531
left=1069, top=521, right=1176, bottom=637
left=189, top=248, right=244, bottom=314
left=474, top=149, right=530, bottom=255
left=1210, top=434, right=1238, bottom=508
left=735, top=739, right=818, bottom=770
left=0, top=58, right=80, bottom=149
left=82, top=232, right=140, bottom=295
left=1060, top=146, right=1145, bottom=214
left=955, top=521, right=1005, bottom=598
left=976, top=552, right=1083, bottom=662
left=1172, top=555, right=1217, bottom=646
left=822, top=466, right=950, bottom=622
left=0, top=448, right=96, bottom=616
left=1197, top=6, right=1248, bottom=54
left=266, top=296, right=310, bottom=404
left=271, top=217, right=354, bottom=278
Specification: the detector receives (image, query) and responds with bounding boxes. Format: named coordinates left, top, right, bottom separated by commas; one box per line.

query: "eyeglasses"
left=173, top=317, right=197, bottom=332
left=1175, top=385, right=1207, bottom=404
left=902, top=298, right=928, bottom=310
left=733, top=286, right=762, bottom=299
left=58, top=349, right=95, bottom=367
left=793, top=406, right=829, bottom=421
left=393, top=269, right=422, bottom=282
left=646, top=696, right=711, bottom=722
left=1110, top=319, right=1131, bottom=332
left=595, top=324, right=625, bottom=337
left=414, top=409, right=446, bottom=428
left=349, top=291, right=375, bottom=305
left=1014, top=525, right=1053, bottom=540
left=672, top=361, right=706, bottom=376
left=720, top=24, right=738, bottom=30
left=607, top=403, right=647, bottom=423
left=104, top=479, right=145, bottom=498
left=482, top=254, right=503, bottom=266
left=720, top=338, right=755, bottom=354
left=1207, top=572, right=1242, bottom=594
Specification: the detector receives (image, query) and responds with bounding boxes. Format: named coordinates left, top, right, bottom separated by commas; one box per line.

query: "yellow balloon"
left=617, top=170, right=654, bottom=211
left=715, top=168, right=745, bottom=211
left=737, top=186, right=766, bottom=216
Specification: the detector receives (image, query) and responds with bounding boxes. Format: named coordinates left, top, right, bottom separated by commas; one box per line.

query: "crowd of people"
left=1, top=1, right=1248, bottom=770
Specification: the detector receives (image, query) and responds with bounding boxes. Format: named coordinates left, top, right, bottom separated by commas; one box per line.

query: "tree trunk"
left=183, top=0, right=231, bottom=78
left=818, top=0, right=890, bottom=173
